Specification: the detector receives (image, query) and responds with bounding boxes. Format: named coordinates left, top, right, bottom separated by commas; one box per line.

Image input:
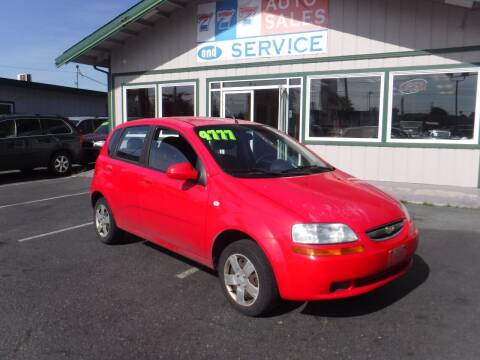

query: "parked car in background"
left=69, top=117, right=107, bottom=135
left=82, top=121, right=110, bottom=164
left=0, top=115, right=82, bottom=175
left=91, top=117, right=418, bottom=316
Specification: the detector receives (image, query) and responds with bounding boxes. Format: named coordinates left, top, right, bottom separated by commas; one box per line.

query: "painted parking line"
left=176, top=267, right=199, bottom=279
left=0, top=176, right=78, bottom=189
left=17, top=222, right=93, bottom=243
left=0, top=192, right=89, bottom=210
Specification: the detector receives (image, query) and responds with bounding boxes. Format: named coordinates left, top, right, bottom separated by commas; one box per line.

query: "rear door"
left=14, top=118, right=43, bottom=169
left=107, top=125, right=150, bottom=233
left=40, top=118, right=77, bottom=164
left=0, top=119, right=17, bottom=171
left=138, top=127, right=209, bottom=259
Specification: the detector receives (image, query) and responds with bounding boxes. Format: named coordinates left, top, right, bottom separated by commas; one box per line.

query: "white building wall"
left=109, top=0, right=480, bottom=187
left=111, top=0, right=480, bottom=74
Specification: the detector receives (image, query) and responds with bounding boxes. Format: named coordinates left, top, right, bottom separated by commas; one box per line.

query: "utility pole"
left=75, top=65, right=79, bottom=88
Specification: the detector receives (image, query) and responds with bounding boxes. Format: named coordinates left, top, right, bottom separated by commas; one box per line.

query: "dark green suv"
left=0, top=115, right=82, bottom=176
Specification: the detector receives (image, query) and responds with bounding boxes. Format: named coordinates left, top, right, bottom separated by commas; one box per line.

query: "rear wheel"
left=49, top=152, right=72, bottom=176
left=94, top=198, right=123, bottom=244
left=218, top=240, right=280, bottom=317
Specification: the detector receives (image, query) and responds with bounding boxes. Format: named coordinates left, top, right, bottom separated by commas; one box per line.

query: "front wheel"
left=218, top=240, right=280, bottom=317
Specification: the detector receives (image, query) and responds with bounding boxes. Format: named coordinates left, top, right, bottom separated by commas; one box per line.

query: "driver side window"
left=148, top=127, right=198, bottom=173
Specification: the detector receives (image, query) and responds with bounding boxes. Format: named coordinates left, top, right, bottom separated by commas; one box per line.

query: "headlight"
left=292, top=224, right=358, bottom=245
left=400, top=202, right=411, bottom=221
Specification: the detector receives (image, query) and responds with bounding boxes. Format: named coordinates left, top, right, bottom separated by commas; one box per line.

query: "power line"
left=78, top=69, right=107, bottom=86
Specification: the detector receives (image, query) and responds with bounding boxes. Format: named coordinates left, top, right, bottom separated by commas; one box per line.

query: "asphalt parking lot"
left=0, top=170, right=479, bottom=360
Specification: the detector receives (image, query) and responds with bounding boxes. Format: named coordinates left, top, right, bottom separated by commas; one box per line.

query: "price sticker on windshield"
left=198, top=129, right=236, bottom=141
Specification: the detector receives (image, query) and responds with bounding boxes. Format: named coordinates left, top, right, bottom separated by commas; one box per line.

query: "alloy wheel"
left=54, top=155, right=70, bottom=174
left=223, top=254, right=260, bottom=307
left=95, top=204, right=111, bottom=238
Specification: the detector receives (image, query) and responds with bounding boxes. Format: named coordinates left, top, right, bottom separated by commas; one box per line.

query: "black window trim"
left=0, top=101, right=15, bottom=115
left=145, top=125, right=207, bottom=186
left=40, top=118, right=74, bottom=135
left=14, top=117, right=44, bottom=139
left=111, top=125, right=153, bottom=167
left=0, top=118, right=17, bottom=139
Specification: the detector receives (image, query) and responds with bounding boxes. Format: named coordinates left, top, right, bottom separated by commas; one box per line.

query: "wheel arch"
left=91, top=191, right=104, bottom=208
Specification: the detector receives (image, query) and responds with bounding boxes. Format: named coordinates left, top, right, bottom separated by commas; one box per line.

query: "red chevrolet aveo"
left=91, top=117, right=418, bottom=316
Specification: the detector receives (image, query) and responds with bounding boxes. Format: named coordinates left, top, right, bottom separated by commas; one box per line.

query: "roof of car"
left=0, top=114, right=67, bottom=120
left=118, top=117, right=257, bottom=129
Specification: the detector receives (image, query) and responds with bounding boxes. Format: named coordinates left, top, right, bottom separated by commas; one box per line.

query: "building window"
left=211, top=91, right=220, bottom=117
left=307, top=74, right=383, bottom=140
left=161, top=85, right=195, bottom=117
left=0, top=101, right=14, bottom=115
left=389, top=70, right=479, bottom=142
left=125, top=87, right=156, bottom=121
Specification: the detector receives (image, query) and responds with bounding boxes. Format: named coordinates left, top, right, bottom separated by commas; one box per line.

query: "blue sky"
left=0, top=0, right=138, bottom=92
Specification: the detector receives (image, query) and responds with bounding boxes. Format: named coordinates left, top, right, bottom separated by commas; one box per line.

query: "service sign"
left=196, top=0, right=328, bottom=62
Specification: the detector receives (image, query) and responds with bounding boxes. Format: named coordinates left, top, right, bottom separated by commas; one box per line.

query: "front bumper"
left=276, top=224, right=419, bottom=301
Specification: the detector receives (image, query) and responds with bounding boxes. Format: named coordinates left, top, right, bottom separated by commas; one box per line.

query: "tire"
left=218, top=240, right=280, bottom=317
left=93, top=198, right=124, bottom=245
left=49, top=151, right=72, bottom=176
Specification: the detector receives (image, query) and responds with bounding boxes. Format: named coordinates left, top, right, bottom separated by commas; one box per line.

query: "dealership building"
left=57, top=0, right=480, bottom=187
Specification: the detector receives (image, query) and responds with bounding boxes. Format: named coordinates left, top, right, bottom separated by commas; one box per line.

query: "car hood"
left=235, top=170, right=404, bottom=231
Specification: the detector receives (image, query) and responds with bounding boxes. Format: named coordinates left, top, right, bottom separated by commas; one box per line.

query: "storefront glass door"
left=213, top=78, right=302, bottom=140
left=223, top=91, right=252, bottom=120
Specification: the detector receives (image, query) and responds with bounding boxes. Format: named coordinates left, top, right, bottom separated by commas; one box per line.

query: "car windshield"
left=195, top=124, right=334, bottom=178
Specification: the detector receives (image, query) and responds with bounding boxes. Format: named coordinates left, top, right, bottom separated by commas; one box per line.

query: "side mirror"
left=166, top=162, right=198, bottom=181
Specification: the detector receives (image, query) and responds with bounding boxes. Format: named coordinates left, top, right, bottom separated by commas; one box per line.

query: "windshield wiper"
left=229, top=168, right=284, bottom=176
left=278, top=165, right=334, bottom=174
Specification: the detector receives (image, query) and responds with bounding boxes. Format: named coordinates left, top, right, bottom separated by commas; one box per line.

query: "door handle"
left=105, top=164, right=113, bottom=173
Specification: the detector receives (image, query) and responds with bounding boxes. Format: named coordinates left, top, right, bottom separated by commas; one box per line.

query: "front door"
left=138, top=127, right=209, bottom=261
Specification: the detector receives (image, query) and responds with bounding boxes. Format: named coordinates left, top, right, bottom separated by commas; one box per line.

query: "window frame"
left=305, top=72, right=385, bottom=143
left=207, top=77, right=303, bottom=140
left=113, top=125, right=152, bottom=165
left=41, top=118, right=73, bottom=135
left=145, top=125, right=207, bottom=185
left=158, top=82, right=197, bottom=118
left=123, top=84, right=158, bottom=122
left=15, top=118, right=43, bottom=138
left=0, top=119, right=16, bottom=139
left=386, top=67, right=480, bottom=145
left=0, top=101, right=15, bottom=115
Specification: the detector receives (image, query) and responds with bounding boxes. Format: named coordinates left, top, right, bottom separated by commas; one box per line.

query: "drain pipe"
left=93, top=63, right=113, bottom=131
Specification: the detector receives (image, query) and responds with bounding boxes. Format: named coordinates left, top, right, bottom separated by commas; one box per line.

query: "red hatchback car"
left=91, top=117, right=418, bottom=316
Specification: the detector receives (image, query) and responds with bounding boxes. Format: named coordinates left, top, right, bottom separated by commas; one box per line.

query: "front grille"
left=366, top=220, right=404, bottom=241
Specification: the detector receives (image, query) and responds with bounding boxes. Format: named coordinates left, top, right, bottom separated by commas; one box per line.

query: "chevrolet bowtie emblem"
left=384, top=225, right=396, bottom=234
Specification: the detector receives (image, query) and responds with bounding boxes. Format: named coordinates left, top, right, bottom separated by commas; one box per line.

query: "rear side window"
left=115, top=126, right=149, bottom=163
left=41, top=119, right=71, bottom=135
left=94, top=119, right=106, bottom=129
left=77, top=120, right=93, bottom=134
left=148, top=128, right=198, bottom=172
left=107, top=129, right=122, bottom=155
left=0, top=120, right=15, bottom=138
left=16, top=118, right=42, bottom=137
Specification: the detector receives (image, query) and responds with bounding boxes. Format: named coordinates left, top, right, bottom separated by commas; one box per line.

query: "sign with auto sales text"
left=196, top=0, right=328, bottom=62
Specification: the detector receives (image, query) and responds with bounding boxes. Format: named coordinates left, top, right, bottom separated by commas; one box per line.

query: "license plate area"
left=388, top=245, right=407, bottom=267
